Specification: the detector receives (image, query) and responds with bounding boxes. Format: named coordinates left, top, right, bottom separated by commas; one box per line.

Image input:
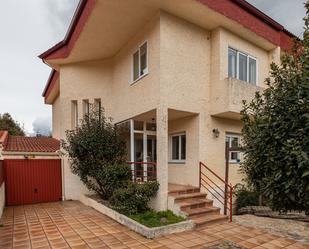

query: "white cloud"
left=0, top=0, right=78, bottom=134
left=32, top=116, right=52, bottom=136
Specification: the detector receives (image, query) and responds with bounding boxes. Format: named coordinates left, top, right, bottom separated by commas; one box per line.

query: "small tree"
left=0, top=113, right=25, bottom=136
left=241, top=2, right=309, bottom=213
left=61, top=107, right=132, bottom=200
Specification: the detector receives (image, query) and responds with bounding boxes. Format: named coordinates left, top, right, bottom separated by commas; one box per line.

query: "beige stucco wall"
left=52, top=95, right=61, bottom=139
left=168, top=115, right=199, bottom=187
left=57, top=14, right=162, bottom=202
left=52, top=10, right=280, bottom=208
left=210, top=28, right=279, bottom=118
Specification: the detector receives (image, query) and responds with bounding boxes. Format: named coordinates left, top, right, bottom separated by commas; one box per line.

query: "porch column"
left=154, top=107, right=168, bottom=210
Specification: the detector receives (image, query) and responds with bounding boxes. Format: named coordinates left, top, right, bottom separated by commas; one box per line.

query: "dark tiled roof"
left=4, top=136, right=60, bottom=153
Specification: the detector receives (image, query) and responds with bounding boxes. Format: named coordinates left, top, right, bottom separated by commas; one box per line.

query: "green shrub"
left=240, top=2, right=309, bottom=212
left=110, top=181, right=159, bottom=215
left=234, top=184, right=259, bottom=213
left=61, top=106, right=131, bottom=200
left=130, top=210, right=185, bottom=228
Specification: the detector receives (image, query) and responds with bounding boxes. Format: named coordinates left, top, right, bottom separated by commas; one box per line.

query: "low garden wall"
left=0, top=160, right=5, bottom=218
left=80, top=194, right=195, bottom=239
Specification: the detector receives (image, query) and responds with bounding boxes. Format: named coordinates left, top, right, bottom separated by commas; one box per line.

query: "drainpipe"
left=56, top=150, right=65, bottom=201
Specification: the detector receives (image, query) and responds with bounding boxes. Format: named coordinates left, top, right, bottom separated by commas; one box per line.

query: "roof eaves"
left=42, top=69, right=56, bottom=97
left=38, top=0, right=88, bottom=60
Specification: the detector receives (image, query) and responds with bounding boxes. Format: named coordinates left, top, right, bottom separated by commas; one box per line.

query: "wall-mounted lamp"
left=212, top=128, right=220, bottom=138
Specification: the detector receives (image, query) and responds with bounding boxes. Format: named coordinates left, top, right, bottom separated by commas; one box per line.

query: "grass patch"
left=129, top=210, right=185, bottom=228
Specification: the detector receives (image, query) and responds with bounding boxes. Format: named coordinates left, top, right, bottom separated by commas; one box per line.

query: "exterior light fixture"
left=212, top=128, right=220, bottom=138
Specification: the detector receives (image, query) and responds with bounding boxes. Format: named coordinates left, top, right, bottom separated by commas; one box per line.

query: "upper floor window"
left=82, top=99, right=90, bottom=117
left=132, top=42, right=148, bottom=82
left=94, top=98, right=101, bottom=113
left=170, top=133, right=186, bottom=162
left=71, top=100, right=78, bottom=128
left=228, top=47, right=257, bottom=85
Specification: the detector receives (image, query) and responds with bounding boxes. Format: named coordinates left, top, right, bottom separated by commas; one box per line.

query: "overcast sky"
left=0, top=0, right=306, bottom=135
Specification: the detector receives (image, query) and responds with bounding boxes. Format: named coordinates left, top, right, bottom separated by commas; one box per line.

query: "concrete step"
left=179, top=198, right=213, bottom=211
left=172, top=192, right=207, bottom=203
left=184, top=206, right=220, bottom=218
left=192, top=214, right=229, bottom=227
left=168, top=186, right=200, bottom=195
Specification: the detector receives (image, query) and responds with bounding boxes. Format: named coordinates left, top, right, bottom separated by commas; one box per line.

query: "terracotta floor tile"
left=260, top=242, right=283, bottom=249
left=143, top=241, right=163, bottom=248
left=238, top=240, right=260, bottom=248
left=1, top=201, right=307, bottom=249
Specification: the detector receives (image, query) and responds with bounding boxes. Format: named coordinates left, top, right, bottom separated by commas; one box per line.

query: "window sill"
left=130, top=72, right=149, bottom=85
left=229, top=161, right=241, bottom=164
left=168, top=161, right=186, bottom=164
left=227, top=77, right=257, bottom=86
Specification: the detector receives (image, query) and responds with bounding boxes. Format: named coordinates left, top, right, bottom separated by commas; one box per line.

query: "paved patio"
left=0, top=201, right=308, bottom=249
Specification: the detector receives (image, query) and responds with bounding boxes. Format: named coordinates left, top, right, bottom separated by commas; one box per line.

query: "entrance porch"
left=117, top=108, right=199, bottom=210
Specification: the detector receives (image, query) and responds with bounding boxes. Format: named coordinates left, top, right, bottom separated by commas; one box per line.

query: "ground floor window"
left=226, top=134, right=241, bottom=163
left=170, top=133, right=186, bottom=162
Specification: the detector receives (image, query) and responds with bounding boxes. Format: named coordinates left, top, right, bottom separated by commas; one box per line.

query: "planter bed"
left=80, top=194, right=195, bottom=239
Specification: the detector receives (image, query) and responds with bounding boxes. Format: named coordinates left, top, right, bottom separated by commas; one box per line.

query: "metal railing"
left=199, top=161, right=233, bottom=222
left=127, top=162, right=157, bottom=183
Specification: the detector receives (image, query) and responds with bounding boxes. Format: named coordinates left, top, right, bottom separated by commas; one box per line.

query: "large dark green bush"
left=110, top=181, right=159, bottom=215
left=61, top=107, right=131, bottom=200
left=240, top=2, right=309, bottom=212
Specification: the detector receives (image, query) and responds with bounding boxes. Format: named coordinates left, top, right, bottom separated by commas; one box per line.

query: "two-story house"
left=40, top=0, right=293, bottom=222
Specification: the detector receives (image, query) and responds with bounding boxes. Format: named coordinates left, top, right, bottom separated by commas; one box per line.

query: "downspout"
left=56, top=150, right=65, bottom=201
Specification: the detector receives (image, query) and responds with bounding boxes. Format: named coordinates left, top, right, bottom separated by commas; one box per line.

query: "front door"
left=130, top=120, right=156, bottom=181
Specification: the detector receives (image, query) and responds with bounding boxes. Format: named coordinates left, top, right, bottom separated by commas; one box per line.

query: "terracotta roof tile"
left=0, top=130, right=9, bottom=148
left=4, top=136, right=60, bottom=153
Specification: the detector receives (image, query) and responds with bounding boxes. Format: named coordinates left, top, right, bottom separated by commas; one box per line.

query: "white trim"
left=228, top=47, right=258, bottom=85
left=143, top=122, right=147, bottom=180
left=169, top=132, right=186, bottom=163
left=82, top=99, right=90, bottom=116
left=130, top=119, right=135, bottom=181
left=226, top=134, right=241, bottom=164
left=248, top=55, right=257, bottom=85
left=130, top=41, right=148, bottom=84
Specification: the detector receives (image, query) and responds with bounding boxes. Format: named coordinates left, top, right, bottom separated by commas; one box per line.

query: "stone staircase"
left=168, top=184, right=228, bottom=227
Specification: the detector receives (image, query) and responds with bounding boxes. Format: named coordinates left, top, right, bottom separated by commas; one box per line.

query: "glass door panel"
left=134, top=133, right=144, bottom=180
left=147, top=135, right=156, bottom=180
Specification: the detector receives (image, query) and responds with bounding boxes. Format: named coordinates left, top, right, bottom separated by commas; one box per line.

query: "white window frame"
left=131, top=41, right=148, bottom=84
left=82, top=99, right=90, bottom=116
left=94, top=98, right=101, bottom=113
left=226, top=134, right=242, bottom=164
left=228, top=47, right=258, bottom=85
left=169, top=132, right=186, bottom=163
left=71, top=100, right=78, bottom=129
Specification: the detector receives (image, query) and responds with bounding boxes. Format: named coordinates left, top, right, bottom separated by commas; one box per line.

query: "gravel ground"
left=233, top=214, right=309, bottom=244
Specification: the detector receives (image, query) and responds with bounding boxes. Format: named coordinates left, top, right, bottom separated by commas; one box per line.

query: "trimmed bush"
left=110, top=181, right=159, bottom=215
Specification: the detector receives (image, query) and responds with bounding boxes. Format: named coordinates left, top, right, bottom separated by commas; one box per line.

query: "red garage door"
left=4, top=159, right=62, bottom=206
